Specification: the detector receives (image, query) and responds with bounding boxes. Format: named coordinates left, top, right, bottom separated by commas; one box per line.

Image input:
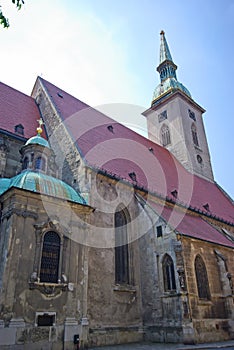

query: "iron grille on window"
left=40, top=231, right=60, bottom=283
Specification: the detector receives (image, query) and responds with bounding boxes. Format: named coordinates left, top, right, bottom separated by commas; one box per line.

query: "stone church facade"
left=0, top=32, right=233, bottom=349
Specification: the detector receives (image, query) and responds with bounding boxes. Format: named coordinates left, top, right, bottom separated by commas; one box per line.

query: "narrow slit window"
left=35, top=156, right=46, bottom=171
left=191, top=123, right=199, bottom=147
left=162, top=254, right=176, bottom=291
left=115, top=209, right=130, bottom=284
left=157, top=225, right=163, bottom=237
left=22, top=157, right=29, bottom=170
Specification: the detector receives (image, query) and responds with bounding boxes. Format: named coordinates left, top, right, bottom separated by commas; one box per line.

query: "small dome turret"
left=25, top=118, right=50, bottom=148
left=20, top=118, right=53, bottom=174
left=0, top=118, right=86, bottom=204
left=25, top=134, right=50, bottom=148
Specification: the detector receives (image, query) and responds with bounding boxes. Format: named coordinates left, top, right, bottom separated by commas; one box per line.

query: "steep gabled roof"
left=0, top=82, right=43, bottom=139
left=149, top=200, right=234, bottom=248
left=39, top=77, right=234, bottom=226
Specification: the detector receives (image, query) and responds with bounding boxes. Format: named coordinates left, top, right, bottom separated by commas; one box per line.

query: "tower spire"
left=144, top=32, right=214, bottom=182
left=151, top=31, right=191, bottom=105
left=157, top=30, right=177, bottom=82
left=159, top=30, right=173, bottom=64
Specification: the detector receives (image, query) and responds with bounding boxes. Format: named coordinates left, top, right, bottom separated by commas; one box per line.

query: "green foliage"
left=0, top=0, right=25, bottom=28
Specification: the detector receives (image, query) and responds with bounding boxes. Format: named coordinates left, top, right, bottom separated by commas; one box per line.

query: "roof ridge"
left=38, top=77, right=178, bottom=158
left=0, top=81, right=33, bottom=100
left=38, top=76, right=90, bottom=108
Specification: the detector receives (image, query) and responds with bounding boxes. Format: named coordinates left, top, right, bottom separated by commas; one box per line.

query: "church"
left=0, top=31, right=233, bottom=349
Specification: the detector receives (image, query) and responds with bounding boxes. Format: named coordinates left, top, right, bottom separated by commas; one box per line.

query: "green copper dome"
left=0, top=178, right=11, bottom=195
left=25, top=134, right=50, bottom=148
left=0, top=171, right=86, bottom=204
left=153, top=77, right=191, bottom=102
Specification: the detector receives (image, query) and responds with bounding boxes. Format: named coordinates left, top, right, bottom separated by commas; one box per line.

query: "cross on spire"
left=36, top=118, right=44, bottom=135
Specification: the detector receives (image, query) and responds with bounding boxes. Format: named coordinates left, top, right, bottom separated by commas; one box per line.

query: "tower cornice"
left=143, top=89, right=205, bottom=118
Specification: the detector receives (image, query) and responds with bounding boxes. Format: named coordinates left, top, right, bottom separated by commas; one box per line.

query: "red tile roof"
left=148, top=200, right=234, bottom=248
left=39, top=77, right=234, bottom=226
left=0, top=82, right=43, bottom=139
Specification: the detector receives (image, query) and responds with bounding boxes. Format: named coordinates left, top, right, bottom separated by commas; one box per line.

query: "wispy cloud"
left=0, top=1, right=141, bottom=109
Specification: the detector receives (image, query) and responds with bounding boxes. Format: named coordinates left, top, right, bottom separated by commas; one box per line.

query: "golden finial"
left=36, top=118, right=44, bottom=135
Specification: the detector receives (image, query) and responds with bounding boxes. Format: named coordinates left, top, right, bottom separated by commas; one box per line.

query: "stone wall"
left=145, top=93, right=214, bottom=182
left=0, top=188, right=91, bottom=349
left=29, top=78, right=234, bottom=347
left=182, top=237, right=234, bottom=342
left=0, top=132, right=24, bottom=178
left=31, top=79, right=148, bottom=346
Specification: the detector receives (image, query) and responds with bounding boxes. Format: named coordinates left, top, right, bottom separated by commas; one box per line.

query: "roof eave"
left=178, top=232, right=234, bottom=249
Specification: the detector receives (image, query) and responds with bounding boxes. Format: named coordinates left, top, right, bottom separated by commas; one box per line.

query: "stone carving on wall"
left=177, top=267, right=186, bottom=290
left=214, top=249, right=233, bottom=295
left=29, top=280, right=67, bottom=297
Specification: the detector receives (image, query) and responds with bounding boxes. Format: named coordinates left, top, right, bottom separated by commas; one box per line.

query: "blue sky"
left=0, top=0, right=234, bottom=198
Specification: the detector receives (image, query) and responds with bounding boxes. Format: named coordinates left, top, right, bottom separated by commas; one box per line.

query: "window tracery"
left=162, top=254, right=176, bottom=291
left=195, top=255, right=210, bottom=300
left=161, top=124, right=171, bottom=146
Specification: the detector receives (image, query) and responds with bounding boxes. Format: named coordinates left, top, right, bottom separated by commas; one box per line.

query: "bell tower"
left=143, top=31, right=214, bottom=182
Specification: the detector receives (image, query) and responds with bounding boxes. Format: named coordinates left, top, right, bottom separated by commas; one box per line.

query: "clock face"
left=188, top=109, right=196, bottom=121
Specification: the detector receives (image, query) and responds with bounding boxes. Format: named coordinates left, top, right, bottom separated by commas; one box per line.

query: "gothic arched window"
left=115, top=209, right=129, bottom=284
left=195, top=255, right=210, bottom=300
left=35, top=156, right=46, bottom=171
left=162, top=254, right=176, bottom=291
left=191, top=123, right=199, bottom=147
left=40, top=231, right=60, bottom=283
left=161, top=124, right=171, bottom=146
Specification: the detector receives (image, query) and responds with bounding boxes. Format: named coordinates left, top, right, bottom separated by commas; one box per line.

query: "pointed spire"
left=159, top=30, right=173, bottom=64
left=157, top=31, right=177, bottom=82
left=151, top=31, right=191, bottom=105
